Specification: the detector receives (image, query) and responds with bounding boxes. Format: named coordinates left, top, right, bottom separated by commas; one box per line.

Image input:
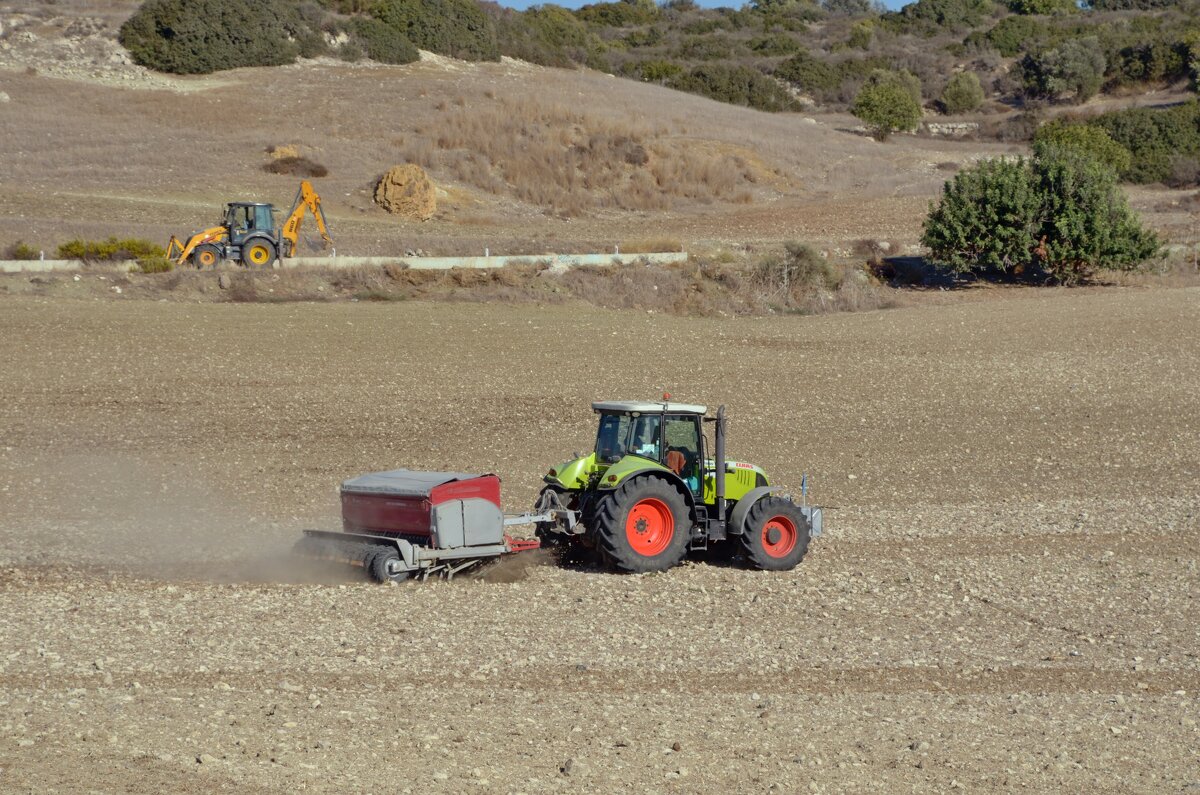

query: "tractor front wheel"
left=593, top=476, right=690, bottom=573
left=192, top=244, right=221, bottom=269
left=739, top=496, right=811, bottom=571
left=241, top=240, right=277, bottom=269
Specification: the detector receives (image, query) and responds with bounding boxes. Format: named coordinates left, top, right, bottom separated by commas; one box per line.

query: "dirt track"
left=1, top=289, right=1198, bottom=792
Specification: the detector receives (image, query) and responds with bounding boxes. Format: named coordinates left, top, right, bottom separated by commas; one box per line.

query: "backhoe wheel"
left=192, top=244, right=220, bottom=269
left=241, top=240, right=277, bottom=269
left=593, top=476, right=690, bottom=573
left=739, top=496, right=811, bottom=572
left=366, top=548, right=411, bottom=584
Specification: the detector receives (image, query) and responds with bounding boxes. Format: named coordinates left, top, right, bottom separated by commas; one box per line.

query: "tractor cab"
left=592, top=401, right=707, bottom=495
left=224, top=202, right=277, bottom=244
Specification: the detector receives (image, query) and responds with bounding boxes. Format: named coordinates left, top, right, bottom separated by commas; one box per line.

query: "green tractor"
left=534, top=400, right=822, bottom=573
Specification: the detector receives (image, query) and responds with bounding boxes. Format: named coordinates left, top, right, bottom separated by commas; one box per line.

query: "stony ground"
left=0, top=288, right=1198, bottom=793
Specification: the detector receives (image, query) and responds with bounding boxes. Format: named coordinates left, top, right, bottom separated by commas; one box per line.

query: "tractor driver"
left=632, top=415, right=660, bottom=460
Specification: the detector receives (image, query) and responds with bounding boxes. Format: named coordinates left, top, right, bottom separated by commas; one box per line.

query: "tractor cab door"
left=663, top=414, right=703, bottom=496
left=225, top=205, right=253, bottom=244
left=252, top=205, right=276, bottom=236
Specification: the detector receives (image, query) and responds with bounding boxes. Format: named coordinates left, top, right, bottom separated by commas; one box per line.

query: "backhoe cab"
left=536, top=400, right=822, bottom=573
left=166, top=180, right=332, bottom=269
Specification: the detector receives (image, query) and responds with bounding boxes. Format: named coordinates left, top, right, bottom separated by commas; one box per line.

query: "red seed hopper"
left=295, top=469, right=569, bottom=582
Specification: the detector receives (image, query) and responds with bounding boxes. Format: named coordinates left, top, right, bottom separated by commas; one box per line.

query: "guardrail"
left=0, top=251, right=687, bottom=274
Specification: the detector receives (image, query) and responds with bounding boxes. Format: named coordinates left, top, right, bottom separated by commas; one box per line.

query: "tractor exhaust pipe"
left=715, top=404, right=727, bottom=533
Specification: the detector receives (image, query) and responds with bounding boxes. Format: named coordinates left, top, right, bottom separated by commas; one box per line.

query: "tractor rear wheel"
left=192, top=244, right=220, bottom=269
left=366, top=548, right=411, bottom=584
left=739, top=496, right=811, bottom=571
left=241, top=240, right=277, bottom=269
left=593, top=476, right=690, bottom=573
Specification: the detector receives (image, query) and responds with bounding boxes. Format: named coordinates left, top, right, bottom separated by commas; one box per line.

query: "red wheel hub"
left=762, top=515, right=798, bottom=558
left=625, top=497, right=674, bottom=557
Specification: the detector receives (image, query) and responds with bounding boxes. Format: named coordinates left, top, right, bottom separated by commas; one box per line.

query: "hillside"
left=0, top=0, right=1196, bottom=260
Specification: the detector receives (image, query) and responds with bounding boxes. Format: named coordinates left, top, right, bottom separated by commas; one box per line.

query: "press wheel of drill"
left=739, top=496, right=811, bottom=571
left=366, top=549, right=410, bottom=583
left=192, top=244, right=220, bottom=269
left=592, top=476, right=689, bottom=573
left=241, top=240, right=277, bottom=269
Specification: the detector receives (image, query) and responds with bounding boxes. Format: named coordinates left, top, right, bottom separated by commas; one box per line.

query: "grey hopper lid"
left=341, top=468, right=485, bottom=498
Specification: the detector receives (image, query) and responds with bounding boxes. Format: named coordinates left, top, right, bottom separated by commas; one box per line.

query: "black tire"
left=739, top=496, right=811, bottom=571
left=592, top=476, right=690, bottom=573
left=366, top=547, right=411, bottom=583
left=241, top=239, right=277, bottom=269
left=192, top=244, right=221, bottom=269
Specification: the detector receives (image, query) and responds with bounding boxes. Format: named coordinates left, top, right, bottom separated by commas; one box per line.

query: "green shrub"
left=889, top=0, right=994, bottom=33
left=749, top=33, right=804, bottom=56
left=1088, top=101, right=1200, bottom=183
left=667, top=64, right=800, bottom=112
left=120, top=0, right=315, bottom=74
left=939, top=71, right=984, bottom=113
left=674, top=34, right=737, bottom=60
left=1033, top=148, right=1160, bottom=281
left=58, top=238, right=165, bottom=262
left=1020, top=37, right=1106, bottom=103
left=853, top=74, right=923, bottom=139
left=374, top=0, right=499, bottom=62
left=922, top=151, right=1159, bottom=283
left=346, top=16, right=418, bottom=64
left=774, top=51, right=840, bottom=96
left=575, top=0, right=659, bottom=27
left=6, top=241, right=39, bottom=260
left=922, top=158, right=1040, bottom=275
left=847, top=19, right=875, bottom=50
left=135, top=256, right=175, bottom=273
left=488, top=4, right=599, bottom=67
left=1008, top=0, right=1075, bottom=14
left=1108, top=40, right=1189, bottom=89
left=1032, top=121, right=1132, bottom=174
left=977, top=15, right=1050, bottom=57
left=625, top=58, right=685, bottom=82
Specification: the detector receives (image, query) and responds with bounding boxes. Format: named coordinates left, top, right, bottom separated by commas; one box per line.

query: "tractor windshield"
left=595, top=412, right=661, bottom=464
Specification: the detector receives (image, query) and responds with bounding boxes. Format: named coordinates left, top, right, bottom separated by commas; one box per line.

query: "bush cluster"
left=120, top=0, right=315, bottom=74
left=345, top=16, right=419, bottom=64
left=6, top=241, right=39, bottom=260
left=1088, top=100, right=1200, bottom=183
left=373, top=0, right=499, bottom=61
left=852, top=70, right=924, bottom=138
left=922, top=150, right=1160, bottom=283
left=940, top=71, right=984, bottom=113
left=667, top=63, right=800, bottom=112
left=1032, top=120, right=1132, bottom=173
left=1020, top=36, right=1107, bottom=104
left=58, top=238, right=166, bottom=262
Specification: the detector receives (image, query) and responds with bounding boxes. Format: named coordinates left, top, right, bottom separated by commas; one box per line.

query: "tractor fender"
left=726, top=486, right=780, bottom=535
left=601, top=467, right=698, bottom=518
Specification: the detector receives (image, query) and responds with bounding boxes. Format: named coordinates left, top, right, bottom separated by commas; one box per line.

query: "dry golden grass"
left=397, top=98, right=758, bottom=216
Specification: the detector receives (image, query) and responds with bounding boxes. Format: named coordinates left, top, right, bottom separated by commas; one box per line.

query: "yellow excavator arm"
left=166, top=225, right=228, bottom=266
left=280, top=180, right=333, bottom=257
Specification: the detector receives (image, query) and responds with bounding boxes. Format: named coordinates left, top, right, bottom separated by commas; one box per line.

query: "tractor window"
left=595, top=412, right=661, bottom=464
left=226, top=206, right=252, bottom=230
left=664, top=415, right=701, bottom=493
left=252, top=205, right=273, bottom=231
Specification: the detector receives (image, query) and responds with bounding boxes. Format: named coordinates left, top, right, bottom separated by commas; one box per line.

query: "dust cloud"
left=2, top=453, right=357, bottom=584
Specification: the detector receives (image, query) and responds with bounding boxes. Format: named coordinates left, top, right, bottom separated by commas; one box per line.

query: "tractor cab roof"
left=592, top=400, right=708, bottom=415
left=226, top=202, right=273, bottom=208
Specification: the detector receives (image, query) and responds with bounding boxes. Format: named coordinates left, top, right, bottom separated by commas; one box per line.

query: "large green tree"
left=922, top=150, right=1160, bottom=283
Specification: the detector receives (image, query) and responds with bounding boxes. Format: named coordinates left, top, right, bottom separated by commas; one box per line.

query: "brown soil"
left=0, top=288, right=1197, bottom=792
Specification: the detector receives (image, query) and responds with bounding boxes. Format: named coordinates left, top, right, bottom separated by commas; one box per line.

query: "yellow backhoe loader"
left=166, top=180, right=332, bottom=269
